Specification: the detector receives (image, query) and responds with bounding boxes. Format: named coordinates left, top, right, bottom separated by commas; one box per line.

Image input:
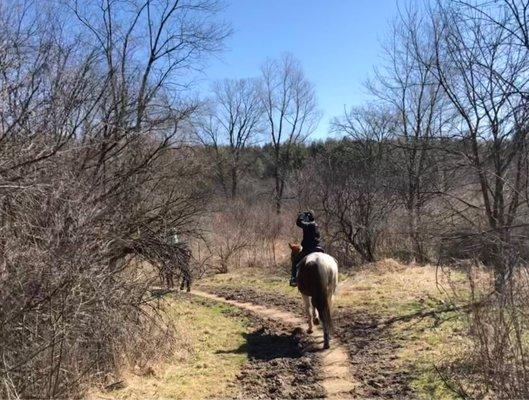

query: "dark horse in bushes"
left=108, top=235, right=193, bottom=292
left=160, top=242, right=192, bottom=291
left=289, top=243, right=339, bottom=349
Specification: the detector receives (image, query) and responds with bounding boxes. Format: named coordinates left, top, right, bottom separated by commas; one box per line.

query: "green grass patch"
left=92, top=295, right=250, bottom=400
left=396, top=310, right=469, bottom=400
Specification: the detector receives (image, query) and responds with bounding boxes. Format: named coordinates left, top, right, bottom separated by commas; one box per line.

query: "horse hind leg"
left=180, top=274, right=191, bottom=292
left=312, top=295, right=332, bottom=349
left=313, top=308, right=319, bottom=325
left=322, top=296, right=333, bottom=349
left=323, top=331, right=330, bottom=349
left=302, top=294, right=313, bottom=334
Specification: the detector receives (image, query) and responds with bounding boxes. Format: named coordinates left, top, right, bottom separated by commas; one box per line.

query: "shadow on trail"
left=220, top=326, right=324, bottom=399
left=216, top=327, right=305, bottom=361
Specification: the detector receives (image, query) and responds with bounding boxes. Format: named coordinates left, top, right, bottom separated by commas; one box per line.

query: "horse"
left=160, top=243, right=192, bottom=291
left=289, top=243, right=339, bottom=349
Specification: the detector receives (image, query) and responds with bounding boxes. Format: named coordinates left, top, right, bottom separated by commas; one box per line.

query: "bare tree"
left=408, top=2, right=529, bottom=397
left=197, top=78, right=263, bottom=198
left=368, top=6, right=448, bottom=262
left=260, top=54, right=320, bottom=213
left=423, top=0, right=529, bottom=290
left=312, top=106, right=398, bottom=263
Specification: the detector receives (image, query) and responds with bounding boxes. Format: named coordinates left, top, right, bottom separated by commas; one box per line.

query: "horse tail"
left=310, top=261, right=334, bottom=336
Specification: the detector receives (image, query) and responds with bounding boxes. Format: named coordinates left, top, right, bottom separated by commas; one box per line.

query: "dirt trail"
left=198, top=286, right=416, bottom=398
left=192, top=290, right=357, bottom=399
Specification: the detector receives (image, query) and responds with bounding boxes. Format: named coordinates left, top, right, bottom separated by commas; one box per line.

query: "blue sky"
left=199, top=0, right=401, bottom=138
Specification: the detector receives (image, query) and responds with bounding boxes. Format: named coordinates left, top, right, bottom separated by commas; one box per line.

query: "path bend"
left=192, top=290, right=357, bottom=399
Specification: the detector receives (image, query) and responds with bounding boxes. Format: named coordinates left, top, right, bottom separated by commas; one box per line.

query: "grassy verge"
left=89, top=295, right=250, bottom=400
left=394, top=309, right=469, bottom=399
left=342, top=261, right=473, bottom=399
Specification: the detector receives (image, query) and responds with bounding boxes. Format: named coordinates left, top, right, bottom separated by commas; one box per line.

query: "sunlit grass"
left=90, top=295, right=250, bottom=400
left=395, top=310, right=470, bottom=400
left=335, top=259, right=468, bottom=315
left=337, top=260, right=472, bottom=399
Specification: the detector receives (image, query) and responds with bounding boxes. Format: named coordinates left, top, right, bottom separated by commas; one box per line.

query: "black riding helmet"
left=298, top=210, right=315, bottom=222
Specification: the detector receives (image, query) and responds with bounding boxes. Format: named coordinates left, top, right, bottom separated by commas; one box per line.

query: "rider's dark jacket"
left=296, top=214, right=323, bottom=252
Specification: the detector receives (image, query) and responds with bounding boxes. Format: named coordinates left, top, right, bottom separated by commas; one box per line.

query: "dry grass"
left=201, top=258, right=471, bottom=316
left=338, top=259, right=479, bottom=399
left=336, top=259, right=469, bottom=315
left=87, top=295, right=250, bottom=400
left=201, top=267, right=296, bottom=297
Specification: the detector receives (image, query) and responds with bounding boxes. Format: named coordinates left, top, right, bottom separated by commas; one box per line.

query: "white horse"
left=290, top=244, right=339, bottom=349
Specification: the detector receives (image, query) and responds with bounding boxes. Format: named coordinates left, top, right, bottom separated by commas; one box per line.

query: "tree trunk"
left=230, top=166, right=238, bottom=198
left=409, top=207, right=426, bottom=263
left=274, top=156, right=282, bottom=214
left=491, top=230, right=516, bottom=293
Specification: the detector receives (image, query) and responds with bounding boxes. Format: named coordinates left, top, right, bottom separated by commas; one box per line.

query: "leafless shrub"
left=0, top=0, right=227, bottom=398
left=436, top=260, right=529, bottom=399
left=208, top=203, right=253, bottom=273
left=465, top=272, right=529, bottom=399
left=305, top=106, right=399, bottom=264
left=246, top=203, right=293, bottom=269
left=201, top=199, right=295, bottom=274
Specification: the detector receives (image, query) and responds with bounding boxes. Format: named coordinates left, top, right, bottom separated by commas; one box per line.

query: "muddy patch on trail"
left=198, top=286, right=303, bottom=316
left=334, top=309, right=415, bottom=399
left=192, top=296, right=324, bottom=399
left=232, top=325, right=324, bottom=399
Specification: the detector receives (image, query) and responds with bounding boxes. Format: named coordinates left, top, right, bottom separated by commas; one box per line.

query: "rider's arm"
left=296, top=213, right=306, bottom=228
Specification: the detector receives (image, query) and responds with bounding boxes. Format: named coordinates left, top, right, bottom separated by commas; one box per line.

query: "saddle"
left=312, top=246, right=325, bottom=253
left=293, top=246, right=325, bottom=265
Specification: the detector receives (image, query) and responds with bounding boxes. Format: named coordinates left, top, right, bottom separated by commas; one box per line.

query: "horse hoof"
left=313, top=317, right=319, bottom=325
left=323, top=333, right=330, bottom=349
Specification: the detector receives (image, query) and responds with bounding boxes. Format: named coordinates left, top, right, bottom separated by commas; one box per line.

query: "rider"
left=167, top=227, right=180, bottom=246
left=290, top=210, right=325, bottom=286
